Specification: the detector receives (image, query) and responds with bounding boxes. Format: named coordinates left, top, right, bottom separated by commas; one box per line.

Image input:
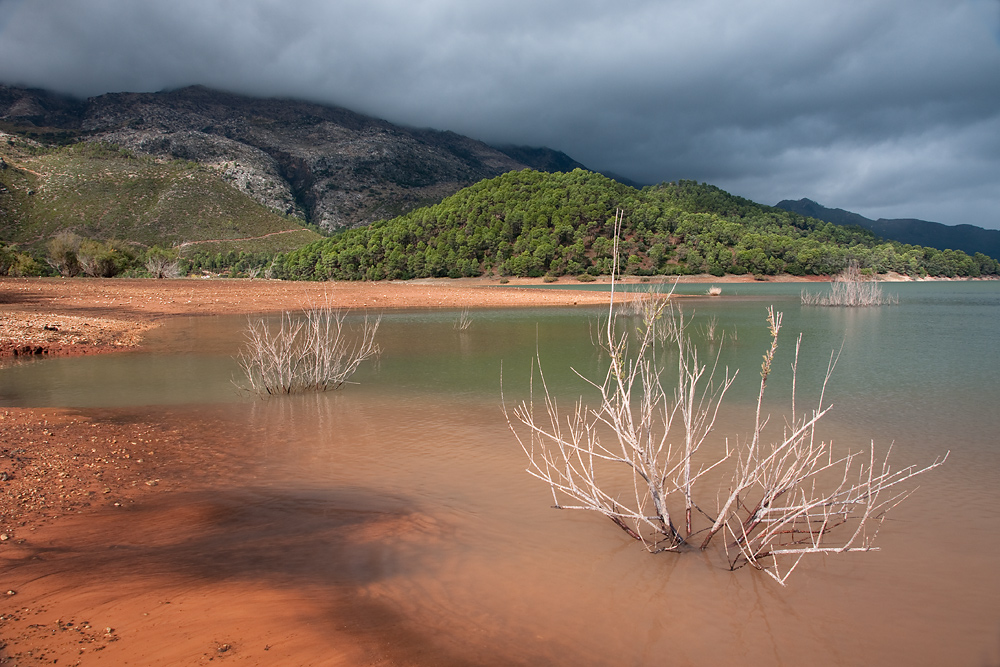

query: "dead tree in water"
left=506, top=211, right=945, bottom=585
left=455, top=308, right=473, bottom=331
left=802, top=262, right=897, bottom=307
left=237, top=307, right=380, bottom=397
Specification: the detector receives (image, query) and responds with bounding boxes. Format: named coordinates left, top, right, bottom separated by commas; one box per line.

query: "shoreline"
left=0, top=276, right=615, bottom=358
left=3, top=271, right=979, bottom=358
left=0, top=275, right=740, bottom=358
left=0, top=405, right=376, bottom=666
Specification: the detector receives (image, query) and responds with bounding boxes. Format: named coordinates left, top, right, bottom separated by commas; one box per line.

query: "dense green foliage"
left=3, top=136, right=994, bottom=282
left=0, top=241, right=46, bottom=276
left=275, top=170, right=999, bottom=280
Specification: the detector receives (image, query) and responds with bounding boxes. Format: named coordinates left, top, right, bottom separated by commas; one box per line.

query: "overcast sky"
left=1, top=0, right=998, bottom=228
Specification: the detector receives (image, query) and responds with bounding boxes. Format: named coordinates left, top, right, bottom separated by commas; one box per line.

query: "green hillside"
left=0, top=137, right=321, bottom=257
left=276, top=169, right=998, bottom=280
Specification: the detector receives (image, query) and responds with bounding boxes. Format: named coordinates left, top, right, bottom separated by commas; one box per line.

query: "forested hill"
left=275, top=169, right=999, bottom=281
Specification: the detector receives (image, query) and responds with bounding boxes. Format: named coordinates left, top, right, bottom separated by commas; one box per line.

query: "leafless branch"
left=455, top=308, right=473, bottom=331
left=507, top=213, right=944, bottom=585
left=802, top=262, right=898, bottom=307
left=236, top=306, right=380, bottom=397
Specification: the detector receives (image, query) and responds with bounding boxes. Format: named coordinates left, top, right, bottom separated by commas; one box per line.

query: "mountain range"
left=0, top=84, right=586, bottom=233
left=2, top=83, right=996, bottom=269
left=775, top=198, right=1000, bottom=261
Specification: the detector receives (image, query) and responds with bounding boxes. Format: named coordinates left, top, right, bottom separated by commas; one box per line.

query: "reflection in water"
left=230, top=391, right=999, bottom=666
left=2, top=282, right=999, bottom=665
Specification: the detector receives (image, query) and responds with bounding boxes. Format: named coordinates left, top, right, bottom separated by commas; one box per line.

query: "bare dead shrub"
left=455, top=308, right=473, bottom=331
left=700, top=315, right=720, bottom=342
left=617, top=279, right=676, bottom=322
left=802, top=262, right=898, bottom=306
left=505, top=212, right=944, bottom=585
left=145, top=255, right=181, bottom=279
left=237, top=307, right=380, bottom=397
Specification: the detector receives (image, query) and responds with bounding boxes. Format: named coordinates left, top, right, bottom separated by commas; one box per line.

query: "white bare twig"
left=802, top=262, right=898, bottom=307
left=455, top=308, right=473, bottom=331
left=507, top=213, right=944, bottom=585
left=236, top=306, right=380, bottom=397
left=701, top=316, right=719, bottom=342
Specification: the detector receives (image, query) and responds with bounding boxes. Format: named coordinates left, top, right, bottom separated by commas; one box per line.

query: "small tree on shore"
left=77, top=239, right=133, bottom=277
left=46, top=231, right=82, bottom=277
left=145, top=246, right=182, bottom=279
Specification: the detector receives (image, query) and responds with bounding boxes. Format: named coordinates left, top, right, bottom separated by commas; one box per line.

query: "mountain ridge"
left=776, top=198, right=1000, bottom=260
left=0, top=84, right=592, bottom=232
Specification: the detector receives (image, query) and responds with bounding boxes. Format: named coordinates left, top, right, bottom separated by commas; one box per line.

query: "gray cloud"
left=1, top=0, right=998, bottom=227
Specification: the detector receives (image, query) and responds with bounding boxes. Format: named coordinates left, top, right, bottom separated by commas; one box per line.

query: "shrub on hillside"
left=47, top=231, right=82, bottom=277
left=77, top=239, right=134, bottom=278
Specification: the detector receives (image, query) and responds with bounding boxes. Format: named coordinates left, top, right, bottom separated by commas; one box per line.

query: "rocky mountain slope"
left=0, top=135, right=321, bottom=256
left=0, top=85, right=583, bottom=232
left=776, top=198, right=1000, bottom=260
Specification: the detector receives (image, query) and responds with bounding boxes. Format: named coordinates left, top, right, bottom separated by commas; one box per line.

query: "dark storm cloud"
left=1, top=0, right=998, bottom=227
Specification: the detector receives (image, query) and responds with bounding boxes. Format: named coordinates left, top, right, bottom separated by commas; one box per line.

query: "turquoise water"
left=2, top=281, right=999, bottom=665
left=5, top=282, right=996, bottom=459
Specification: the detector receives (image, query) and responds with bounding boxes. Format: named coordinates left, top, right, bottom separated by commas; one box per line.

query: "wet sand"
left=0, top=402, right=476, bottom=666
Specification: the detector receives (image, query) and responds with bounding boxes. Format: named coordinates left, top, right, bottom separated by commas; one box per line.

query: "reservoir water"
left=2, top=281, right=998, bottom=665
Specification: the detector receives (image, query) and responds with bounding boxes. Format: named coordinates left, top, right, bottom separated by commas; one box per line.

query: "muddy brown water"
left=2, top=283, right=999, bottom=665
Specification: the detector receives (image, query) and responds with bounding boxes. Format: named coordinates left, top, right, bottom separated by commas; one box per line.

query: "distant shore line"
left=1, top=274, right=995, bottom=358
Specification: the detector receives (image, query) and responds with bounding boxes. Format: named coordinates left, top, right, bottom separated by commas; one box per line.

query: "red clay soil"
left=0, top=406, right=406, bottom=666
